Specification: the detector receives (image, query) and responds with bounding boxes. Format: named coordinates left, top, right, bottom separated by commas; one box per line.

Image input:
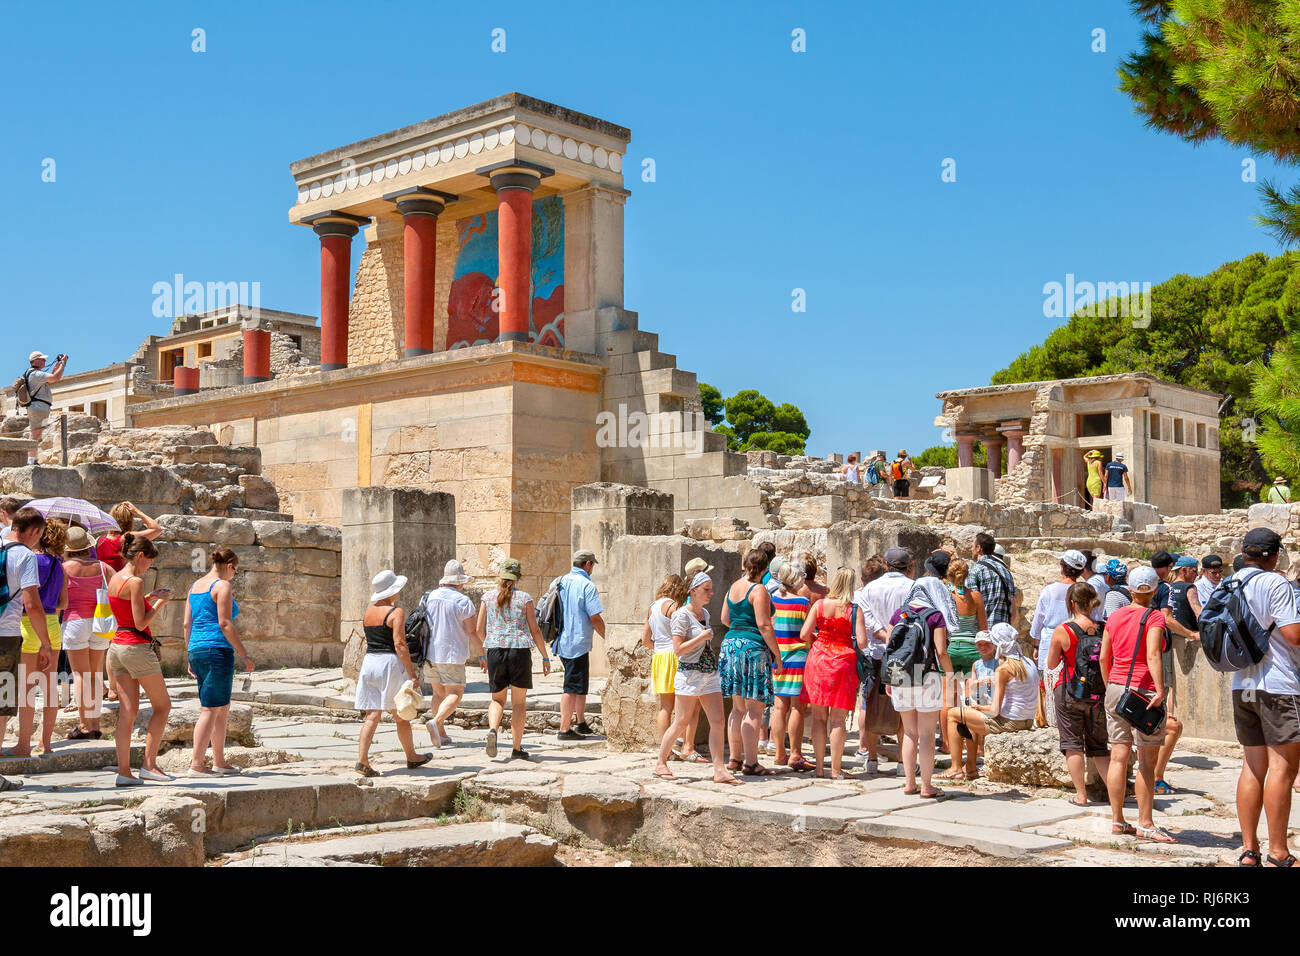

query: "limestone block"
left=238, top=474, right=280, bottom=511
left=252, top=521, right=341, bottom=552
left=983, top=727, right=1101, bottom=790
left=77, top=463, right=186, bottom=507
left=1248, top=502, right=1294, bottom=536
left=292, top=547, right=341, bottom=578
left=780, top=494, right=845, bottom=530
left=945, top=467, right=992, bottom=502
left=157, top=514, right=257, bottom=546
left=0, top=464, right=83, bottom=498
left=0, top=814, right=95, bottom=867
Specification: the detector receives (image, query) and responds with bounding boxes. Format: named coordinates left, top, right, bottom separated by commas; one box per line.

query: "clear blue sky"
left=1, top=0, right=1285, bottom=457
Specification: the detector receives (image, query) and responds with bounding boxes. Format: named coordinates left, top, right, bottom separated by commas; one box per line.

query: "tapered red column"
left=305, top=212, right=367, bottom=371
left=243, top=328, right=271, bottom=384
left=384, top=188, right=456, bottom=357
left=956, top=431, right=978, bottom=468
left=999, top=420, right=1027, bottom=471
left=173, top=366, right=199, bottom=397
left=983, top=437, right=1005, bottom=479
left=476, top=161, right=553, bottom=343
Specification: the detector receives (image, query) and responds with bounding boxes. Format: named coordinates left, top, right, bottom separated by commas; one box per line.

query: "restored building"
left=935, top=372, right=1222, bottom=516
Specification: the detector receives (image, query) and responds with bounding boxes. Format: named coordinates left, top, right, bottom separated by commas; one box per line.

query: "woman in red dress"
left=800, top=567, right=868, bottom=778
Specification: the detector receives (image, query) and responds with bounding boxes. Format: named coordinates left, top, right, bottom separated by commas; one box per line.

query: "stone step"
left=228, top=508, right=293, bottom=522
left=0, top=740, right=145, bottom=777
left=602, top=329, right=658, bottom=355
left=223, top=820, right=557, bottom=867
left=635, top=349, right=678, bottom=372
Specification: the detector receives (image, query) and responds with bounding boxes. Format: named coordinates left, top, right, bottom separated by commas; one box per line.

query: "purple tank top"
left=34, top=554, right=64, bottom=613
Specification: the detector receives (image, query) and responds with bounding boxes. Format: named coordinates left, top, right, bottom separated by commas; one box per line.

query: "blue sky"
left=1, top=0, right=1286, bottom=457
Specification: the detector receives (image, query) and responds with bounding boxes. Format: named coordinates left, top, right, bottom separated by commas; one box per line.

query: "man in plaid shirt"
left=965, top=532, right=1017, bottom=625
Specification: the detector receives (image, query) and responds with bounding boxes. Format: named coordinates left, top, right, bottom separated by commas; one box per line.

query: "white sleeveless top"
left=1000, top=659, right=1040, bottom=721
left=845, top=464, right=860, bottom=484
left=649, top=597, right=676, bottom=653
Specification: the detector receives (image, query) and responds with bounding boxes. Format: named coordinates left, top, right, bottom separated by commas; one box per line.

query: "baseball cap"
left=1150, top=550, right=1175, bottom=570
left=1243, top=527, right=1283, bottom=557
left=1129, top=566, right=1160, bottom=592
left=1060, top=549, right=1087, bottom=571
left=1103, top=558, right=1128, bottom=580
left=925, top=550, right=951, bottom=577
left=499, top=557, right=521, bottom=581
left=1201, top=554, right=1223, bottom=570
left=884, top=547, right=912, bottom=570
left=28, top=350, right=47, bottom=363
left=572, top=549, right=598, bottom=565
left=1173, top=555, right=1198, bottom=569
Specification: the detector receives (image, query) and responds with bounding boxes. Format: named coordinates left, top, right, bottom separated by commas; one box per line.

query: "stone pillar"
left=242, top=328, right=271, bottom=384
left=173, top=366, right=199, bottom=397
left=563, top=184, right=630, bottom=354
left=384, top=187, right=456, bottom=357
left=306, top=212, right=368, bottom=371
left=999, top=420, right=1027, bottom=471
left=956, top=431, right=978, bottom=468
left=476, top=160, right=553, bottom=343
left=340, top=487, right=456, bottom=680
left=983, top=436, right=1005, bottom=479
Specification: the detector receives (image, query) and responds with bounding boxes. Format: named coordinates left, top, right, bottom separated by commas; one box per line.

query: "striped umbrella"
left=25, top=497, right=121, bottom=534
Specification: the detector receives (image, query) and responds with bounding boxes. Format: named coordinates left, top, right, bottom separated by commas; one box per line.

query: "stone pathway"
left=0, top=668, right=1287, bottom=866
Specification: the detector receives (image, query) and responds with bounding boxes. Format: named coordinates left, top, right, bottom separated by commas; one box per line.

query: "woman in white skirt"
left=653, top=572, right=740, bottom=785
left=355, top=570, right=431, bottom=776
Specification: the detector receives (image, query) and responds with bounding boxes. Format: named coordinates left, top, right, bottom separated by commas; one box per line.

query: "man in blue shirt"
left=1104, top=453, right=1132, bottom=501
left=555, top=549, right=605, bottom=740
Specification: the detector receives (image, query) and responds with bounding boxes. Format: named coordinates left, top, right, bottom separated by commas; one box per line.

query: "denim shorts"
left=190, top=646, right=235, bottom=707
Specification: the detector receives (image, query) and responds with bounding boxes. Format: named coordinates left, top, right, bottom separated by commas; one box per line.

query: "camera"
left=56, top=354, right=68, bottom=363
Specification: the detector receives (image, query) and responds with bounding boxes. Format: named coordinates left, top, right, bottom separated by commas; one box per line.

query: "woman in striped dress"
left=770, top=560, right=814, bottom=772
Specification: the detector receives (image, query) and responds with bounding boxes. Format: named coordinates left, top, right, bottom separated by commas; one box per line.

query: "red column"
left=984, top=439, right=1005, bottom=479
left=173, top=366, right=199, bottom=397
left=243, top=328, right=271, bottom=384
left=306, top=214, right=365, bottom=371
left=385, top=188, right=454, bottom=357
left=478, top=162, right=552, bottom=343
left=1000, top=423, right=1026, bottom=471
left=956, top=432, right=977, bottom=468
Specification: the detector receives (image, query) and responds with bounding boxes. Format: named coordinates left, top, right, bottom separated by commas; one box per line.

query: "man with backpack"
left=1214, top=529, right=1300, bottom=866
left=555, top=550, right=605, bottom=741
left=1151, top=555, right=1200, bottom=793
left=0, top=507, right=53, bottom=791
left=890, top=450, right=914, bottom=499
left=420, top=560, right=481, bottom=749
left=965, top=532, right=1017, bottom=626
left=14, top=351, right=67, bottom=464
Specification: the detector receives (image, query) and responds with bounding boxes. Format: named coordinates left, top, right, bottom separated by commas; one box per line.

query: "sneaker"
left=510, top=749, right=529, bottom=760
left=485, top=729, right=498, bottom=758
left=557, top=730, right=583, bottom=741
left=574, top=722, right=595, bottom=736
left=762, top=741, right=777, bottom=756
left=853, top=749, right=871, bottom=760
left=866, top=758, right=879, bottom=775
left=425, top=720, right=442, bottom=748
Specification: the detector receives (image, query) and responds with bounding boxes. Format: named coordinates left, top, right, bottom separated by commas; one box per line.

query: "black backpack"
left=404, top=591, right=431, bottom=667
left=1199, top=569, right=1276, bottom=673
left=882, top=603, right=937, bottom=687
left=1064, top=621, right=1105, bottom=703
left=536, top=577, right=565, bottom=647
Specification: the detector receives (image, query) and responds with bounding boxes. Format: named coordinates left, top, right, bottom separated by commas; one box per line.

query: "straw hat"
left=66, top=526, right=97, bottom=553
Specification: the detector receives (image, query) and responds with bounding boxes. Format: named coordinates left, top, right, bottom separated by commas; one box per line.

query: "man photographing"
left=18, top=351, right=68, bottom=464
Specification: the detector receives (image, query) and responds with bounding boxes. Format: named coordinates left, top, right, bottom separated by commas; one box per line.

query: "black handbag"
left=1115, top=608, right=1166, bottom=736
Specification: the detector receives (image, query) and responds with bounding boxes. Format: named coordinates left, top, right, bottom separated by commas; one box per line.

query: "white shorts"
left=62, top=618, right=111, bottom=652
left=355, top=652, right=407, bottom=712
left=889, top=671, right=944, bottom=713
left=1106, top=487, right=1127, bottom=501
left=674, top=667, right=721, bottom=698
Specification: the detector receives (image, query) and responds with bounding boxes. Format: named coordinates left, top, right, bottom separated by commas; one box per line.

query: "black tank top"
left=1168, top=581, right=1198, bottom=633
left=364, top=607, right=398, bottom=653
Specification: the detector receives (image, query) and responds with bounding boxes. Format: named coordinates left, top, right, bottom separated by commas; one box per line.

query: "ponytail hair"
left=211, top=548, right=239, bottom=569
left=496, top=577, right=516, bottom=610
left=122, top=533, right=158, bottom=562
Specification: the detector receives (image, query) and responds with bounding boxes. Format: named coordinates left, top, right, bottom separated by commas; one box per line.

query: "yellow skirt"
left=21, top=613, right=62, bottom=654
left=651, top=650, right=677, bottom=695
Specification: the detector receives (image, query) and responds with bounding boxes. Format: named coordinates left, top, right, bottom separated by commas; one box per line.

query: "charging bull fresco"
left=447, top=194, right=564, bottom=348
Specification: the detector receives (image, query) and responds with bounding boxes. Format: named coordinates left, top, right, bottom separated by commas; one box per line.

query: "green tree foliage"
left=993, top=252, right=1300, bottom=506
left=1118, top=0, right=1300, bottom=244
left=914, top=443, right=997, bottom=470
left=700, top=385, right=812, bottom=454
left=1252, top=331, right=1300, bottom=481
left=698, top=382, right=724, bottom=426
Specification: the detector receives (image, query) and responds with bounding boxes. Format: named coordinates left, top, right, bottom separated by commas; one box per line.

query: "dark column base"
left=321, top=362, right=346, bottom=372
left=404, top=347, right=433, bottom=358
left=174, top=389, right=198, bottom=397
left=496, top=331, right=528, bottom=343
left=242, top=376, right=271, bottom=385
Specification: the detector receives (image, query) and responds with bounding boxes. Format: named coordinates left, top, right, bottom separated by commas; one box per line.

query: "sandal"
left=0, top=776, right=21, bottom=792
left=1069, top=797, right=1090, bottom=807
left=1136, top=825, right=1177, bottom=844
left=1153, top=779, right=1176, bottom=795
left=725, top=759, right=744, bottom=773
left=920, top=788, right=944, bottom=799
left=742, top=763, right=776, bottom=777
left=1266, top=854, right=1297, bottom=867
left=1238, top=849, right=1262, bottom=867
left=682, top=752, right=708, bottom=764
left=354, top=762, right=379, bottom=778
left=66, top=727, right=90, bottom=741
left=406, top=753, right=433, bottom=769
left=902, top=787, right=919, bottom=796
left=937, top=769, right=967, bottom=781
left=653, top=769, right=678, bottom=781
left=787, top=757, right=815, bottom=773
left=713, top=774, right=743, bottom=786
left=1112, top=822, right=1137, bottom=836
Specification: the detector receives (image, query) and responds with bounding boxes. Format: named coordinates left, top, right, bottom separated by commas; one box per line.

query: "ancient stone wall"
left=348, top=234, right=405, bottom=367
left=148, top=514, right=341, bottom=670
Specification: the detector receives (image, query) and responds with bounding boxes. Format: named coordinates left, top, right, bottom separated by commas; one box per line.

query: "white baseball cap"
left=1129, top=566, right=1160, bottom=593
left=28, top=351, right=47, bottom=363
left=1061, top=549, right=1087, bottom=570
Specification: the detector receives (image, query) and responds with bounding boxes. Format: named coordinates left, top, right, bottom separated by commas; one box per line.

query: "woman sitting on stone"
left=944, top=623, right=1039, bottom=780
left=354, top=570, right=431, bottom=776
left=654, top=571, right=738, bottom=785
left=183, top=548, right=255, bottom=775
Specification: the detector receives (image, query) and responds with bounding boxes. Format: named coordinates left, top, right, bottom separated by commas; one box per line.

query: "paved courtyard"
left=0, top=668, right=1289, bottom=867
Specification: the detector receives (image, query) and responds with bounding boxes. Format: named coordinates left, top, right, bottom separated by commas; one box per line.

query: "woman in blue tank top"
left=183, top=548, right=254, bottom=776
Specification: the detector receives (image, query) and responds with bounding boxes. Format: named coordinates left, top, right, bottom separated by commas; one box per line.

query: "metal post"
left=60, top=413, right=68, bottom=466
